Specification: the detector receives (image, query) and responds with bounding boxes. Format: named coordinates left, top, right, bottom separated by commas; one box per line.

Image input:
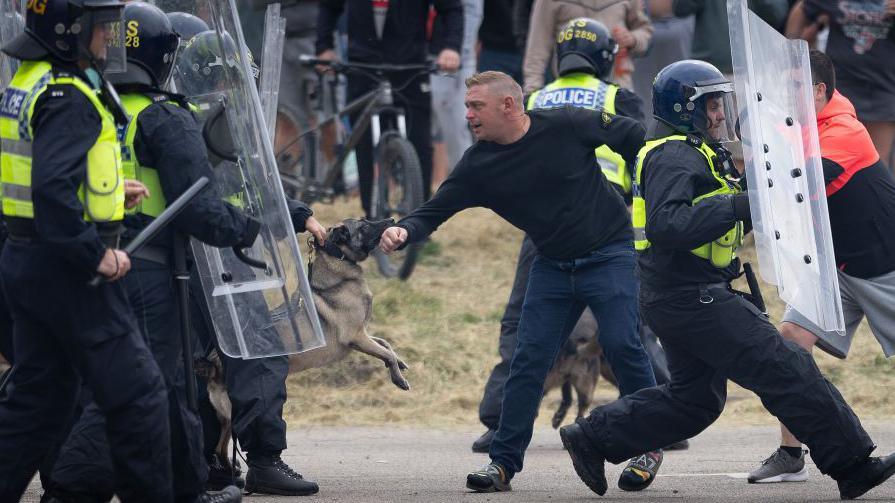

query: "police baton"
left=88, top=177, right=210, bottom=288
left=743, top=262, right=767, bottom=313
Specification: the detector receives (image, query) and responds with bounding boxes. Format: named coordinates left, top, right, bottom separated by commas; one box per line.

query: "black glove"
left=731, top=192, right=751, bottom=221
left=237, top=216, right=262, bottom=248
left=287, top=198, right=313, bottom=233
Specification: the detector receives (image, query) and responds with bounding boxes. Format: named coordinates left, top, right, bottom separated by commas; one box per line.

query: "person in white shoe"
left=748, top=49, right=895, bottom=485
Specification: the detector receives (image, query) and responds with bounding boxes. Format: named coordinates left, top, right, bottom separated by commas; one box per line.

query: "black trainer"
left=559, top=422, right=608, bottom=496
left=197, top=486, right=242, bottom=503
left=472, top=429, right=495, bottom=453
left=837, top=453, right=895, bottom=500
left=466, top=461, right=512, bottom=492
left=245, top=456, right=319, bottom=496
left=207, top=453, right=245, bottom=490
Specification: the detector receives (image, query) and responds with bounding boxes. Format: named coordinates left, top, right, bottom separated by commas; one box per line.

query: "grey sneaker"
left=747, top=448, right=809, bottom=483
left=466, top=461, right=512, bottom=492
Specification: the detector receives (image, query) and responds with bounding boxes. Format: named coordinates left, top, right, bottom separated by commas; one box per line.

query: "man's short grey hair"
left=465, top=71, right=524, bottom=111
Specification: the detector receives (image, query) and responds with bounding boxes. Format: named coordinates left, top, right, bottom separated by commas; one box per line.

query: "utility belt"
left=643, top=263, right=766, bottom=313
left=4, top=217, right=121, bottom=248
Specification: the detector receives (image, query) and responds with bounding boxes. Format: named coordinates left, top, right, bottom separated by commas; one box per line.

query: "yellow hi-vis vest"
left=0, top=60, right=124, bottom=222
left=632, top=135, right=743, bottom=268
left=526, top=73, right=630, bottom=194
left=120, top=93, right=168, bottom=217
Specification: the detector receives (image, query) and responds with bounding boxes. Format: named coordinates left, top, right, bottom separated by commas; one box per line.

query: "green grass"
left=284, top=197, right=895, bottom=430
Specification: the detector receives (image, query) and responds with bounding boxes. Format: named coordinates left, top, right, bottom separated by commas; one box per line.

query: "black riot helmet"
left=555, top=18, right=617, bottom=80
left=2, top=0, right=126, bottom=71
left=174, top=29, right=258, bottom=96
left=166, top=12, right=209, bottom=45
left=106, top=2, right=179, bottom=89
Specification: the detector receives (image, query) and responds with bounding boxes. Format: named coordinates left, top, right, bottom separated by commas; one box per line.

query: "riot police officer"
left=174, top=19, right=323, bottom=497
left=559, top=60, right=895, bottom=500
left=0, top=0, right=174, bottom=500
left=46, top=4, right=255, bottom=502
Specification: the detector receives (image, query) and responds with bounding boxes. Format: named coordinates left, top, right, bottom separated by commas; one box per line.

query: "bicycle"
left=275, top=57, right=438, bottom=280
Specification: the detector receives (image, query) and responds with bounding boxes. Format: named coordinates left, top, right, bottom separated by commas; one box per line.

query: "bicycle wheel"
left=371, top=134, right=424, bottom=280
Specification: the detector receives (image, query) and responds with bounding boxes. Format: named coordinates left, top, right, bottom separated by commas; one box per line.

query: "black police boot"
left=472, top=429, right=495, bottom=453
left=206, top=453, right=245, bottom=490
left=837, top=452, right=895, bottom=500
left=559, top=422, right=608, bottom=496
left=196, top=485, right=242, bottom=503
left=245, top=455, right=319, bottom=496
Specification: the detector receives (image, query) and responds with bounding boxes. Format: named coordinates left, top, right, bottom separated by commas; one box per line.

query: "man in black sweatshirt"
left=379, top=70, right=657, bottom=493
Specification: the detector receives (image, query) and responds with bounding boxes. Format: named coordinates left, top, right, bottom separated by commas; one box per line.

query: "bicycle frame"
left=278, top=59, right=435, bottom=201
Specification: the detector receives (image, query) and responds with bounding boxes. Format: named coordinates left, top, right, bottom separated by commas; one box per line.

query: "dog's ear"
left=329, top=226, right=350, bottom=245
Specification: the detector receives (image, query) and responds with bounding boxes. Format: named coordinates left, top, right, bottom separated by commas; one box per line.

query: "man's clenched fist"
left=379, top=226, right=408, bottom=254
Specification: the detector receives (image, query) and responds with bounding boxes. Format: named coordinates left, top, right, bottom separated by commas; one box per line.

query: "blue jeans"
left=489, top=240, right=657, bottom=476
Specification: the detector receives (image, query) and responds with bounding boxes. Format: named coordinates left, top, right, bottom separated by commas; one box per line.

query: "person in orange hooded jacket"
left=747, top=49, right=895, bottom=485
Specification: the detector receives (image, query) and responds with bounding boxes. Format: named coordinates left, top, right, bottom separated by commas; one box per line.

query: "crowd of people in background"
left=293, top=0, right=894, bottom=193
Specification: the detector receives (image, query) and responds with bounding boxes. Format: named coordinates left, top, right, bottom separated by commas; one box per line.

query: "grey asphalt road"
left=22, top=421, right=895, bottom=502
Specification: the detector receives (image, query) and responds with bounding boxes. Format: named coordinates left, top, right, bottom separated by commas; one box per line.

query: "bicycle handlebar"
left=298, top=55, right=442, bottom=74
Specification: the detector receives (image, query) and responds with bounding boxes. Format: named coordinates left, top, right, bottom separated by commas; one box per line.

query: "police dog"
left=199, top=218, right=409, bottom=467
left=289, top=217, right=410, bottom=390
left=544, top=309, right=617, bottom=428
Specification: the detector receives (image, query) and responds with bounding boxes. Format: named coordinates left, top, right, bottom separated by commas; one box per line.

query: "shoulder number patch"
left=0, top=88, right=27, bottom=119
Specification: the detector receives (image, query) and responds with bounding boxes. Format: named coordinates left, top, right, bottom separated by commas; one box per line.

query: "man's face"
left=465, top=85, right=506, bottom=142
left=704, top=95, right=726, bottom=140
left=89, top=22, right=113, bottom=62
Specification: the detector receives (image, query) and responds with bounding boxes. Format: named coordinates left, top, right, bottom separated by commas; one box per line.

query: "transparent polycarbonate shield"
left=258, top=3, right=285, bottom=141
left=728, top=0, right=844, bottom=332
left=0, top=0, right=24, bottom=89
left=155, top=0, right=324, bottom=358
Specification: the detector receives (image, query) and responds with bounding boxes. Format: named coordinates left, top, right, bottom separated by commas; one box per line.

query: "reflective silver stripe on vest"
left=0, top=138, right=32, bottom=157
left=633, top=227, right=647, bottom=242
left=3, top=183, right=32, bottom=201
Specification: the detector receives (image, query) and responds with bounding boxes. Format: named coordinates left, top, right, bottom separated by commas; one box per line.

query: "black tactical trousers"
left=190, top=271, right=289, bottom=460
left=0, top=241, right=173, bottom=502
left=52, top=259, right=207, bottom=501
left=579, top=284, right=875, bottom=476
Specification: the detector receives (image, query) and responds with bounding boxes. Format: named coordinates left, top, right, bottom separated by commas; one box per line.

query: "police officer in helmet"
left=45, top=3, right=257, bottom=501
left=558, top=59, right=895, bottom=500
left=0, top=0, right=175, bottom=500
left=529, top=17, right=643, bottom=199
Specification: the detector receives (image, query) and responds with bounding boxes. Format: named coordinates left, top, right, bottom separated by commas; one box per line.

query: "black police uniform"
left=0, top=69, right=173, bottom=502
left=190, top=199, right=314, bottom=477
left=575, top=129, right=877, bottom=478
left=49, top=92, right=261, bottom=501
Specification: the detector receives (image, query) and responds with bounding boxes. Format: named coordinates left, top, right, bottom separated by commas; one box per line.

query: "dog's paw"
left=392, top=376, right=411, bottom=391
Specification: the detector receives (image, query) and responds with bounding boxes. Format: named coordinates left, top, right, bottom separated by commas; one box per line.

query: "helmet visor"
left=693, top=84, right=739, bottom=144
left=89, top=8, right=126, bottom=73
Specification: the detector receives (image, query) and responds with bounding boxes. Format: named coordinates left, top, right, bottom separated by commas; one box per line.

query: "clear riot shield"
left=155, top=0, right=325, bottom=358
left=0, top=0, right=24, bottom=89
left=258, top=3, right=285, bottom=141
left=728, top=0, right=844, bottom=332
